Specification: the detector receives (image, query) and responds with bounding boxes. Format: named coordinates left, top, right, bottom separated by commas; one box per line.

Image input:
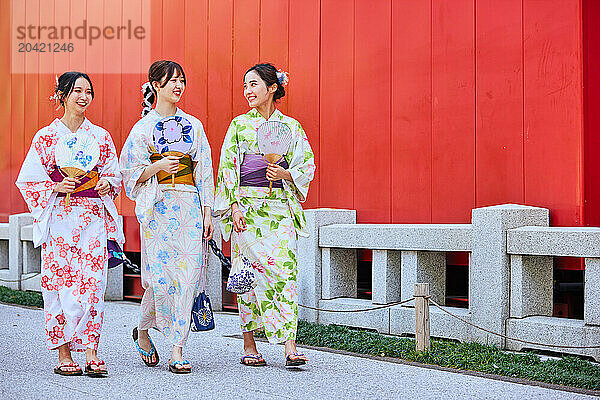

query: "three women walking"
left=17, top=60, right=315, bottom=376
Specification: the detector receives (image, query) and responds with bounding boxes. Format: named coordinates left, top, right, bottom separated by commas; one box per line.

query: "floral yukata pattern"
left=120, top=108, right=214, bottom=347
left=215, top=108, right=315, bottom=344
left=16, top=118, right=123, bottom=351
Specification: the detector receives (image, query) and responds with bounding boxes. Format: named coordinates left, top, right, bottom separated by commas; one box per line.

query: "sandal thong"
left=285, top=352, right=307, bottom=368
left=53, top=361, right=83, bottom=376
left=240, top=353, right=267, bottom=367
left=85, top=359, right=108, bottom=377
left=132, top=327, right=159, bottom=367
left=169, top=360, right=192, bottom=374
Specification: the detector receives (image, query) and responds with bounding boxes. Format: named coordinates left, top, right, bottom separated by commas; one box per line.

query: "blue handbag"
left=191, top=291, right=215, bottom=331
left=191, top=240, right=215, bottom=331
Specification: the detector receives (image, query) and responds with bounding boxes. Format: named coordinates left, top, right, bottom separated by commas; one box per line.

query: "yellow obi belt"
left=149, top=152, right=196, bottom=186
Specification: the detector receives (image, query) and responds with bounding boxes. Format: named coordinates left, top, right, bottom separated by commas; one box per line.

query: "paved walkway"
left=0, top=301, right=597, bottom=400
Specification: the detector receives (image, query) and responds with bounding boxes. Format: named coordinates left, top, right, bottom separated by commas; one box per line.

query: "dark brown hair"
left=244, top=63, right=285, bottom=102
left=55, top=71, right=94, bottom=106
left=141, top=60, right=186, bottom=116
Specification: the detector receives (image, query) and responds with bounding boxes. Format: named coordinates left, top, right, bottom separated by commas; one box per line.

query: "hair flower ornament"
left=49, top=74, right=60, bottom=105
left=276, top=69, right=289, bottom=87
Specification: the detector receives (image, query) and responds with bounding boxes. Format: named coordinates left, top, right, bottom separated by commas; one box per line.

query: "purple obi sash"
left=49, top=166, right=101, bottom=198
left=240, top=154, right=289, bottom=188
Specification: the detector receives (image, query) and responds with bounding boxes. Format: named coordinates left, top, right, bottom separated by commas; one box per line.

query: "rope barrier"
left=0, top=273, right=40, bottom=283
left=298, top=297, right=415, bottom=313
left=428, top=298, right=600, bottom=349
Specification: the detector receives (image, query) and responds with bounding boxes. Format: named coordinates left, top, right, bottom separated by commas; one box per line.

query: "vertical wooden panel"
left=70, top=0, right=86, bottom=72
left=354, top=0, right=391, bottom=223
left=524, top=0, right=583, bottom=226
left=1, top=0, right=14, bottom=219
left=288, top=0, right=320, bottom=208
left=233, top=0, right=260, bottom=116
left=163, top=0, right=185, bottom=108
left=185, top=0, right=209, bottom=122
left=475, top=0, right=524, bottom=207
left=24, top=0, right=40, bottom=150
left=391, top=0, right=432, bottom=223
left=53, top=0, right=70, bottom=74
left=583, top=0, right=600, bottom=226
left=86, top=0, right=104, bottom=124
left=38, top=0, right=57, bottom=131
left=260, top=0, right=289, bottom=114
left=431, top=0, right=475, bottom=223
left=150, top=0, right=163, bottom=62
left=10, top=2, right=26, bottom=215
left=207, top=0, right=233, bottom=171
left=319, top=0, right=354, bottom=209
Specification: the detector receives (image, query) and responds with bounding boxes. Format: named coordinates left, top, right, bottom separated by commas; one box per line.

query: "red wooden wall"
left=1, top=0, right=590, bottom=252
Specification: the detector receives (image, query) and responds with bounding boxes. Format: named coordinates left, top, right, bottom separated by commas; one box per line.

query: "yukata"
left=120, top=108, right=214, bottom=347
left=215, top=108, right=315, bottom=344
left=16, top=118, right=124, bottom=351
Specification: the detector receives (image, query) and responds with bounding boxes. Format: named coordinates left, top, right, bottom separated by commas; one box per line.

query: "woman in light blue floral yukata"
left=215, top=63, right=315, bottom=367
left=120, top=60, right=214, bottom=374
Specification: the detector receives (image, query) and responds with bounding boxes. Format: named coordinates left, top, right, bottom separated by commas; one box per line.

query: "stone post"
left=372, top=249, right=401, bottom=304
left=400, top=251, right=445, bottom=305
left=509, top=255, right=553, bottom=317
left=4, top=213, right=33, bottom=290
left=470, top=204, right=548, bottom=345
left=584, top=258, right=600, bottom=326
left=297, top=209, right=356, bottom=322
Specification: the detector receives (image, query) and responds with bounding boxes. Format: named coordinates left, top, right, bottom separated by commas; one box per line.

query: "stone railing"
left=297, top=204, right=600, bottom=361
left=505, top=226, right=600, bottom=359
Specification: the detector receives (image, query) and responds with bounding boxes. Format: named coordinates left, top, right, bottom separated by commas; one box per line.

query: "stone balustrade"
left=298, top=204, right=600, bottom=361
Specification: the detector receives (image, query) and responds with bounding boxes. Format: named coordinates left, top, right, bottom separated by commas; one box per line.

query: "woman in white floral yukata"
left=120, top=60, right=214, bottom=374
left=16, top=71, right=124, bottom=377
left=215, top=63, right=315, bottom=367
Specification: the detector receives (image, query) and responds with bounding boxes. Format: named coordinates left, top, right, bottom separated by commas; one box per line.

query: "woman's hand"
left=158, top=155, right=181, bottom=175
left=203, top=207, right=214, bottom=240
left=95, top=178, right=111, bottom=196
left=54, top=177, right=80, bottom=193
left=266, top=163, right=292, bottom=182
left=231, top=203, right=247, bottom=232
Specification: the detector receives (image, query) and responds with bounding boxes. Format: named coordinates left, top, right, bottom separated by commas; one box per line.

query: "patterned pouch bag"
left=191, top=240, right=215, bottom=331
left=226, top=231, right=259, bottom=294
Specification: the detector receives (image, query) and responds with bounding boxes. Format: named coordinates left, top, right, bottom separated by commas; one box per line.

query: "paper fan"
left=257, top=121, right=293, bottom=195
left=55, top=133, right=100, bottom=205
left=152, top=115, right=194, bottom=186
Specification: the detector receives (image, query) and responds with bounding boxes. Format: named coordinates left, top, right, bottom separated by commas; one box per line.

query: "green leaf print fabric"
left=214, top=108, right=315, bottom=344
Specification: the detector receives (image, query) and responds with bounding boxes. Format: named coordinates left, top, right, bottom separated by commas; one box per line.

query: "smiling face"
left=62, top=77, right=93, bottom=115
left=244, top=70, right=277, bottom=109
left=154, top=71, right=186, bottom=105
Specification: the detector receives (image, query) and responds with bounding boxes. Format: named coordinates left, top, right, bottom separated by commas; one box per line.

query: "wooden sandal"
left=285, top=352, right=308, bottom=368
left=53, top=361, right=83, bottom=376
left=240, top=353, right=267, bottom=367
left=132, top=327, right=159, bottom=367
left=85, top=359, right=108, bottom=377
left=169, top=359, right=192, bottom=374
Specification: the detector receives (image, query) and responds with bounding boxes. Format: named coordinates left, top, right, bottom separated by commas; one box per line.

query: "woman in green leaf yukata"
left=214, top=63, right=315, bottom=367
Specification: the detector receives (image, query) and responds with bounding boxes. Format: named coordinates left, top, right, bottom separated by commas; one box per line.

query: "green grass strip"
left=0, top=286, right=43, bottom=308
left=291, top=320, right=600, bottom=390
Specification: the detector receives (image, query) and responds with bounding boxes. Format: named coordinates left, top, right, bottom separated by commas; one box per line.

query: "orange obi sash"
left=149, top=152, right=196, bottom=186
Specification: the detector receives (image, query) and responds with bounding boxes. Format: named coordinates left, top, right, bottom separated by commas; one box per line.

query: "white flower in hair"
left=276, top=69, right=289, bottom=87
left=141, top=81, right=152, bottom=93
